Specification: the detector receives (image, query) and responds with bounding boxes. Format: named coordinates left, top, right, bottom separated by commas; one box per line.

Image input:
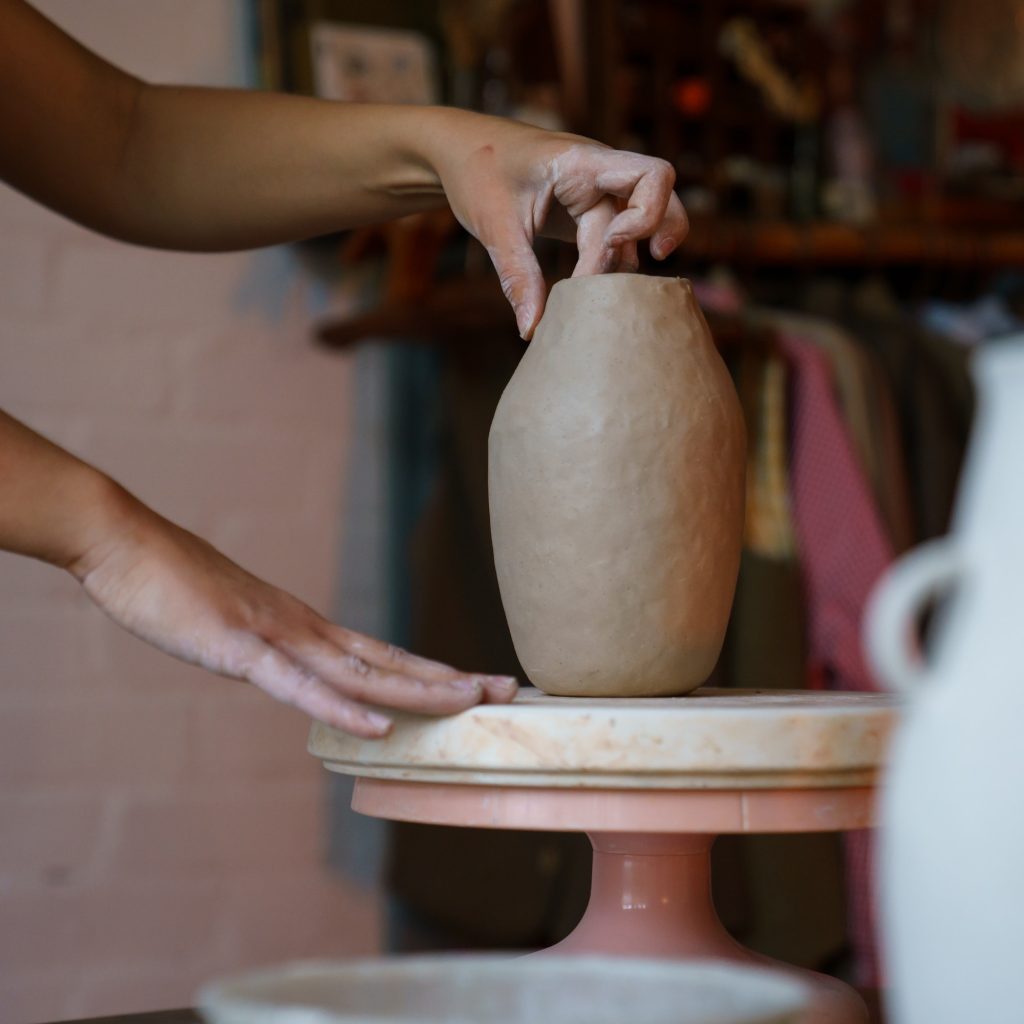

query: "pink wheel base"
left=352, top=780, right=873, bottom=1024
left=545, top=832, right=867, bottom=1024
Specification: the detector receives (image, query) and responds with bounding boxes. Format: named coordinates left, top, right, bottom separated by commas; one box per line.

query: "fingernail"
left=514, top=306, right=527, bottom=338
left=480, top=673, right=517, bottom=689
left=453, top=677, right=484, bottom=694
left=515, top=306, right=535, bottom=341
left=655, top=240, right=677, bottom=260
left=367, top=712, right=392, bottom=733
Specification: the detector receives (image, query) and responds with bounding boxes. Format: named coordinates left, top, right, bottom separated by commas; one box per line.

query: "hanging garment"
left=809, top=279, right=973, bottom=542
left=780, top=332, right=894, bottom=987
left=852, top=281, right=973, bottom=540
left=752, top=308, right=917, bottom=553
left=780, top=332, right=893, bottom=693
left=753, top=310, right=879, bottom=497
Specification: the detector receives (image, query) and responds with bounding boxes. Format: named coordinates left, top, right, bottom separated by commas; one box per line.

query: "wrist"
left=0, top=409, right=154, bottom=577
left=64, top=471, right=149, bottom=582
left=406, top=108, right=581, bottom=215
left=401, top=106, right=518, bottom=190
left=360, top=104, right=454, bottom=200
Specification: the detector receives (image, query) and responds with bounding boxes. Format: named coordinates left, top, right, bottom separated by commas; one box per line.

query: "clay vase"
left=488, top=274, right=746, bottom=698
left=865, top=339, right=1024, bottom=1024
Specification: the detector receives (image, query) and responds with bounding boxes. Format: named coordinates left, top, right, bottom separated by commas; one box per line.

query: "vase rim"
left=550, top=273, right=693, bottom=294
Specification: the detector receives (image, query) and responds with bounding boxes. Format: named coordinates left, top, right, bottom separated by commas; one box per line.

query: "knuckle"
left=653, top=158, right=676, bottom=184
left=344, top=654, right=373, bottom=678
left=401, top=676, right=429, bottom=696
left=290, top=666, right=320, bottom=693
left=497, top=269, right=525, bottom=303
left=344, top=631, right=375, bottom=657
left=558, top=142, right=587, bottom=171
left=632, top=207, right=659, bottom=230
left=384, top=643, right=407, bottom=664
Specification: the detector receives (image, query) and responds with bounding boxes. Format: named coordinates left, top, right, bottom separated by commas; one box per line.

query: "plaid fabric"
left=779, top=332, right=893, bottom=986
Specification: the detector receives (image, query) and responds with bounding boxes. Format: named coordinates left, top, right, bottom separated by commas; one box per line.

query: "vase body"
left=488, top=274, right=745, bottom=698
left=865, top=339, right=1024, bottom=1024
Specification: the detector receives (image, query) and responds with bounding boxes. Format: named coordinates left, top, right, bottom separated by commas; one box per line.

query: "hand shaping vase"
left=488, top=274, right=746, bottom=698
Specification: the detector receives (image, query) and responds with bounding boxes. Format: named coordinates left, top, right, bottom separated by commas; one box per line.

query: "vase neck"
left=955, top=342, right=1024, bottom=541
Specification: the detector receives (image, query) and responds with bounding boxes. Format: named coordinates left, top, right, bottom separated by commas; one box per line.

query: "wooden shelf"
left=679, top=218, right=1024, bottom=266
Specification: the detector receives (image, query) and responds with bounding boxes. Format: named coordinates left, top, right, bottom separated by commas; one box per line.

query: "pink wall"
left=0, top=3, right=381, bottom=1020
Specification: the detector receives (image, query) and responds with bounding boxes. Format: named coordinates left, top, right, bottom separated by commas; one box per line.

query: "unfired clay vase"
left=488, top=274, right=745, bottom=698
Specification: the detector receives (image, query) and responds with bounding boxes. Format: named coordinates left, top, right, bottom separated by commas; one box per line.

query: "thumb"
left=484, top=223, right=546, bottom=340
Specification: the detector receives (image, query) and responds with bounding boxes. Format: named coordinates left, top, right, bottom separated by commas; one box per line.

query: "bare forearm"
left=108, top=90, right=459, bottom=251
left=0, top=410, right=128, bottom=571
left=0, top=0, right=463, bottom=251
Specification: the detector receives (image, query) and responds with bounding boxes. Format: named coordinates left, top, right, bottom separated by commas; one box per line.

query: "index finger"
left=324, top=624, right=519, bottom=704
left=597, top=161, right=689, bottom=256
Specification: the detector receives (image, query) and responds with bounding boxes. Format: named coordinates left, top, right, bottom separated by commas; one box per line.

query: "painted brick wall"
left=0, top=3, right=381, bottom=1020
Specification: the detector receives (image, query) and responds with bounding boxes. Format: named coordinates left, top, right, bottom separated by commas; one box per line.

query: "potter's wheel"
left=308, top=687, right=899, bottom=1024
left=310, top=688, right=892, bottom=790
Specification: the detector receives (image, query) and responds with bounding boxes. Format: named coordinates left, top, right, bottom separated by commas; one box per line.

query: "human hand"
left=70, top=489, right=517, bottom=737
left=427, top=113, right=689, bottom=339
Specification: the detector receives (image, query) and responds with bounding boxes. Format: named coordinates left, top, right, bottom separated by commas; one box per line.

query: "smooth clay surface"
left=489, top=275, right=746, bottom=697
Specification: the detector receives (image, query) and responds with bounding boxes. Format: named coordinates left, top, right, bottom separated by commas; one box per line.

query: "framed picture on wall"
left=309, top=22, right=438, bottom=105
left=253, top=0, right=443, bottom=99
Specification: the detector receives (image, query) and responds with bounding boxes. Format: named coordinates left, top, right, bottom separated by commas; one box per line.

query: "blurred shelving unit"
left=681, top=217, right=1024, bottom=266
left=555, top=0, right=1024, bottom=274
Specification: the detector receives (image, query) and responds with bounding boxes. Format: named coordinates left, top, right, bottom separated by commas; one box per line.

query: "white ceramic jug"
left=865, top=339, right=1024, bottom=1024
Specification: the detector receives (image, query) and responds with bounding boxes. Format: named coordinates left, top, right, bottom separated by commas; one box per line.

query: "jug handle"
left=865, top=539, right=962, bottom=693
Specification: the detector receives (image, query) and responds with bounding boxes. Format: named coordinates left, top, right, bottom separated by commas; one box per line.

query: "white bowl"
left=197, top=955, right=809, bottom=1024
